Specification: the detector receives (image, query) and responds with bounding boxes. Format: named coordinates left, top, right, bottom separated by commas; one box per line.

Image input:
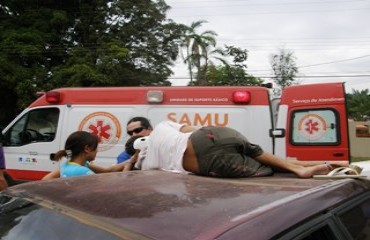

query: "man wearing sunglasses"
left=126, top=117, right=153, bottom=137
left=116, top=117, right=153, bottom=164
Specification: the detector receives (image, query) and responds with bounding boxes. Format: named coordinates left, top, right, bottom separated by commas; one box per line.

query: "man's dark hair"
left=127, top=117, right=153, bottom=129
left=125, top=135, right=143, bottom=155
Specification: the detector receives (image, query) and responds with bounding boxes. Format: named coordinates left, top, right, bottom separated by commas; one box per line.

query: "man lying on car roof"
left=123, top=121, right=348, bottom=178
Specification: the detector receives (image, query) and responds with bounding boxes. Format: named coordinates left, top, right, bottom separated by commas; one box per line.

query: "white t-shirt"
left=141, top=121, right=192, bottom=173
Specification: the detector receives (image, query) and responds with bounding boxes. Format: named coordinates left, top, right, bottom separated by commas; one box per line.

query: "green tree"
left=180, top=20, right=218, bottom=86
left=225, top=45, right=248, bottom=68
left=50, top=0, right=182, bottom=87
left=270, top=48, right=298, bottom=88
left=0, top=0, right=72, bottom=124
left=206, top=65, right=263, bottom=86
left=0, top=0, right=184, bottom=126
left=346, top=89, right=370, bottom=121
left=205, top=45, right=263, bottom=86
left=100, top=0, right=184, bottom=86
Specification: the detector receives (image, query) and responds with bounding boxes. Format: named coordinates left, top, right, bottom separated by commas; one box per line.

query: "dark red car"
left=1, top=170, right=369, bottom=240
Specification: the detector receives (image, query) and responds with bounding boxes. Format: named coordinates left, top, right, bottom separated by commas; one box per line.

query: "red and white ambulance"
left=0, top=82, right=349, bottom=183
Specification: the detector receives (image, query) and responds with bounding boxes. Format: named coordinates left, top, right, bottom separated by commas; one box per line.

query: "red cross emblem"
left=78, top=112, right=121, bottom=151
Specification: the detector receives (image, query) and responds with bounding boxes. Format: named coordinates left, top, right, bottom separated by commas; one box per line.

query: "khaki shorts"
left=189, top=127, right=273, bottom=178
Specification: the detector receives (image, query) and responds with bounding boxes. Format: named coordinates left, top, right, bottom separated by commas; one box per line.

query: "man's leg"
left=287, top=159, right=349, bottom=168
left=254, top=152, right=333, bottom=178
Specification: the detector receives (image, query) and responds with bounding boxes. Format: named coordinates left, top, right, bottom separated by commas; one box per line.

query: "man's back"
left=142, top=121, right=191, bottom=173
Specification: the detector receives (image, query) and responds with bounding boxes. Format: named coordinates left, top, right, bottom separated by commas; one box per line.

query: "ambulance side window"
left=291, top=109, right=339, bottom=145
left=4, top=108, right=59, bottom=146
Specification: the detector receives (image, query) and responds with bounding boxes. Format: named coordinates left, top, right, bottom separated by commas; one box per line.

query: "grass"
left=351, top=156, right=370, bottom=162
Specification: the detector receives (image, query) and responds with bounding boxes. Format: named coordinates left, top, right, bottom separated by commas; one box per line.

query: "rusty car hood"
left=3, top=171, right=370, bottom=240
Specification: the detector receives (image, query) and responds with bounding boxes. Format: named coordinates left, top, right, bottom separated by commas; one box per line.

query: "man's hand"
left=123, top=151, right=140, bottom=171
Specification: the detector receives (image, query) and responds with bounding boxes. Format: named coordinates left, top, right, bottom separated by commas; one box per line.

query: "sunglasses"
left=127, top=127, right=146, bottom=136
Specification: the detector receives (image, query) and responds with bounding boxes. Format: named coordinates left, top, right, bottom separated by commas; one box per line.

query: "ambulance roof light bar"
left=233, top=91, right=251, bottom=104
left=147, top=90, right=163, bottom=103
left=45, top=91, right=61, bottom=104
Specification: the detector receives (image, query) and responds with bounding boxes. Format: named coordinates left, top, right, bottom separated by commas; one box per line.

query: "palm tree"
left=180, top=20, right=218, bottom=85
left=347, top=89, right=370, bottom=121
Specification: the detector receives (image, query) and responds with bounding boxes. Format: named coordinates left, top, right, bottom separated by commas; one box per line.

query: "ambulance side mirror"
left=50, top=153, right=57, bottom=161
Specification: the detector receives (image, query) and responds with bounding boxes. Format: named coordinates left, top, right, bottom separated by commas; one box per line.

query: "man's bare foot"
left=295, top=164, right=333, bottom=178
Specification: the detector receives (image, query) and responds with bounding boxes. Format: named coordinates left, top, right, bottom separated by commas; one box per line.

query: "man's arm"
left=91, top=152, right=139, bottom=173
left=0, top=169, right=8, bottom=191
left=180, top=125, right=197, bottom=133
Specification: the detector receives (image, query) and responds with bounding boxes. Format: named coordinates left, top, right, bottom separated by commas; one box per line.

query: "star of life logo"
left=78, top=112, right=121, bottom=151
left=297, top=114, right=327, bottom=141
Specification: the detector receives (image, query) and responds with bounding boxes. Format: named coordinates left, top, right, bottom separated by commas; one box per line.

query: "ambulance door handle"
left=333, top=153, right=344, bottom=157
left=270, top=129, right=285, bottom=138
left=50, top=153, right=57, bottom=161
left=29, top=151, right=38, bottom=155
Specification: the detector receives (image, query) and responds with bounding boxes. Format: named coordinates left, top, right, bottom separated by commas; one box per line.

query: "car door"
left=2, top=107, right=63, bottom=181
left=274, top=82, right=349, bottom=162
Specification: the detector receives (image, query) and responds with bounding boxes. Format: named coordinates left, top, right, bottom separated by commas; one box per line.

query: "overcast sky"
left=165, top=0, right=370, bottom=93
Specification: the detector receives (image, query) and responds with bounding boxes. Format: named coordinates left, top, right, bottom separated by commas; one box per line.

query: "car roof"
left=4, top=171, right=370, bottom=240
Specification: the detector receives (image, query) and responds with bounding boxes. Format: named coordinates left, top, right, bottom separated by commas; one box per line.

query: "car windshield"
left=0, top=196, right=121, bottom=240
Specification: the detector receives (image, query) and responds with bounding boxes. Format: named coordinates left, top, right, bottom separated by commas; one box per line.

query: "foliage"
left=225, top=45, right=248, bottom=68
left=350, top=156, right=370, bottom=162
left=180, top=23, right=265, bottom=87
left=206, top=65, right=263, bottom=86
left=205, top=45, right=263, bottom=86
left=180, top=20, right=218, bottom=85
left=0, top=0, right=183, bottom=126
left=346, top=89, right=370, bottom=121
left=270, top=48, right=298, bottom=88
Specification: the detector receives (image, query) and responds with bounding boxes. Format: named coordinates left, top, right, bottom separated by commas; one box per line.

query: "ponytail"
left=54, top=131, right=98, bottom=161
left=54, top=150, right=67, bottom=161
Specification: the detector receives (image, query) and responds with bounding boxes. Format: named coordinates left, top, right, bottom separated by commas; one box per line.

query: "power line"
left=168, top=74, right=370, bottom=80
left=259, top=74, right=370, bottom=78
left=168, top=7, right=370, bottom=18
left=168, top=0, right=368, bottom=4
left=299, top=55, right=370, bottom=68
left=246, top=53, right=370, bottom=72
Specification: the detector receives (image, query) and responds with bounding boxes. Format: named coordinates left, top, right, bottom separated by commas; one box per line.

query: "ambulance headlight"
left=232, top=91, right=251, bottom=103
left=147, top=90, right=163, bottom=103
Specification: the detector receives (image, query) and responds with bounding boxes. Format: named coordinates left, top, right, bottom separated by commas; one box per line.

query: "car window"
left=336, top=194, right=370, bottom=240
left=0, top=198, right=121, bottom=240
left=275, top=215, right=340, bottom=240
left=275, top=191, right=370, bottom=240
left=299, top=225, right=337, bottom=240
left=290, top=109, right=339, bottom=145
left=3, top=108, right=59, bottom=146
